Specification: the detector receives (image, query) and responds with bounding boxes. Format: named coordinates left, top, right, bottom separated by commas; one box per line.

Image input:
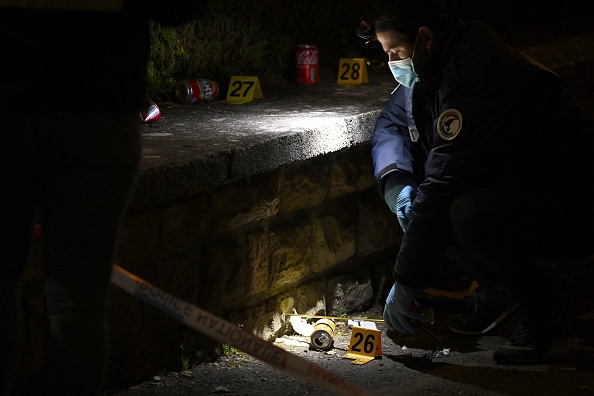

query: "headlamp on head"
left=356, top=20, right=375, bottom=45
left=359, top=0, right=448, bottom=46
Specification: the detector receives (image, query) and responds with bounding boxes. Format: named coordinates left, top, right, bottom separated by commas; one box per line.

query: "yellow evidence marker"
left=226, top=76, right=264, bottom=104
left=343, top=326, right=382, bottom=365
left=337, top=58, right=369, bottom=86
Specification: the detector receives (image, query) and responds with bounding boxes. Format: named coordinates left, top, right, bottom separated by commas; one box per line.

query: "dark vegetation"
left=146, top=0, right=594, bottom=100
left=146, top=0, right=368, bottom=99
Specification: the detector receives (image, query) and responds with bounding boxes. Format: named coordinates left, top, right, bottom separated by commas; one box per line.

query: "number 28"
left=340, top=62, right=361, bottom=80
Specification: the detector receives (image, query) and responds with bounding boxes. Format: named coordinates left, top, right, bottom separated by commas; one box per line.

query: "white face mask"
left=388, top=36, right=420, bottom=88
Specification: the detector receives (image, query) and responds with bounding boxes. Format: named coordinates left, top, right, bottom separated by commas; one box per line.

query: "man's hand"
left=395, top=185, right=418, bottom=230
left=383, top=282, right=423, bottom=333
left=383, top=172, right=418, bottom=231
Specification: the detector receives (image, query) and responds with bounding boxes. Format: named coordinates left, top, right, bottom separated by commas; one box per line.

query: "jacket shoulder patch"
left=437, top=109, right=463, bottom=141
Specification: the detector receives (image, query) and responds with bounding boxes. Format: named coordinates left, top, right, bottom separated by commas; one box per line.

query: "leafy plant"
left=147, top=21, right=197, bottom=99
left=221, top=344, right=243, bottom=357
left=146, top=0, right=368, bottom=100
left=180, top=344, right=191, bottom=371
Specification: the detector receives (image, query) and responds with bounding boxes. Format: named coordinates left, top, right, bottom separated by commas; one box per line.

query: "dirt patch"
left=110, top=293, right=594, bottom=396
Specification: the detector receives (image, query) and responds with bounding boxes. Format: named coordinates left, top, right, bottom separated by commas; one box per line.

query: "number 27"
left=229, top=80, right=255, bottom=97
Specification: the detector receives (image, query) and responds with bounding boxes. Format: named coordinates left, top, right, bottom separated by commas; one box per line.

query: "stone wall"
left=106, top=142, right=401, bottom=388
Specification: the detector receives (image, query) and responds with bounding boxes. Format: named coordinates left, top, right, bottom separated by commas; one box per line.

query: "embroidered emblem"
left=437, top=109, right=463, bottom=141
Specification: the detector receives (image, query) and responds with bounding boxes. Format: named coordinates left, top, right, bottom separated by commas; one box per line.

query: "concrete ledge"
left=132, top=31, right=594, bottom=212
left=131, top=71, right=393, bottom=211
left=522, top=32, right=594, bottom=118
left=522, top=31, right=594, bottom=71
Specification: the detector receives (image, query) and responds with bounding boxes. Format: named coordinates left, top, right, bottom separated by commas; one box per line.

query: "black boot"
left=448, top=287, right=518, bottom=335
left=493, top=304, right=571, bottom=365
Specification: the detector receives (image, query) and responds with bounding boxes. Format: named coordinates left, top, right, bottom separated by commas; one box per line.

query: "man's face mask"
left=388, top=36, right=419, bottom=88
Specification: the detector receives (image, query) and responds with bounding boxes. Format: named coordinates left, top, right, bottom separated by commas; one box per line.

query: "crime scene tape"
left=285, top=313, right=385, bottom=322
left=110, top=265, right=374, bottom=396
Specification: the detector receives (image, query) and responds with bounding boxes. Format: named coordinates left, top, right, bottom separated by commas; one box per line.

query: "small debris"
left=362, top=321, right=378, bottom=329
left=214, top=386, right=230, bottom=393
left=430, top=348, right=451, bottom=358
left=180, top=370, right=193, bottom=379
left=348, top=320, right=378, bottom=330
left=152, top=375, right=162, bottom=382
left=289, top=315, right=314, bottom=336
left=275, top=336, right=310, bottom=347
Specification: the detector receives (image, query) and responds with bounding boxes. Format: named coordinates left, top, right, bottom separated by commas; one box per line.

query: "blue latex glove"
left=396, top=185, right=417, bottom=230
left=383, top=172, right=418, bottom=231
left=383, top=282, right=423, bottom=333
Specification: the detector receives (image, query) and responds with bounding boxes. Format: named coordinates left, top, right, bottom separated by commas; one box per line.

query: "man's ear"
left=417, top=26, right=435, bottom=50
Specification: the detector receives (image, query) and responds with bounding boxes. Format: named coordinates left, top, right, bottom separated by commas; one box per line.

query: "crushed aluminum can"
left=175, top=79, right=219, bottom=104
left=140, top=101, right=161, bottom=123
left=310, top=319, right=335, bottom=351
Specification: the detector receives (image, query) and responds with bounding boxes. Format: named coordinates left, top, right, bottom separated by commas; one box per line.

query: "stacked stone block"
left=108, top=142, right=400, bottom=387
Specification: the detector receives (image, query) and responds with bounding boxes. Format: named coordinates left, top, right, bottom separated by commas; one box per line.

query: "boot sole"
left=493, top=322, right=572, bottom=365
left=449, top=304, right=519, bottom=335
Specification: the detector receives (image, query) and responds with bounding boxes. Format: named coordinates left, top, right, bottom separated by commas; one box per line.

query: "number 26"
left=351, top=331, right=375, bottom=353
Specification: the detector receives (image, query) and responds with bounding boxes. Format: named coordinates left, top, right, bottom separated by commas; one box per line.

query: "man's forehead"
left=376, top=30, right=410, bottom=47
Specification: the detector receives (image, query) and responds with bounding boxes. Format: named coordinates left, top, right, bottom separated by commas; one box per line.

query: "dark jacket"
left=371, top=19, right=594, bottom=289
left=371, top=85, right=427, bottom=188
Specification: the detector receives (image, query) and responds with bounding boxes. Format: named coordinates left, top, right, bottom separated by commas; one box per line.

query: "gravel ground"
left=110, top=290, right=594, bottom=396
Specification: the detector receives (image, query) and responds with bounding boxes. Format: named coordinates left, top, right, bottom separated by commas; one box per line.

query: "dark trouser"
left=445, top=183, right=594, bottom=320
left=1, top=113, right=141, bottom=396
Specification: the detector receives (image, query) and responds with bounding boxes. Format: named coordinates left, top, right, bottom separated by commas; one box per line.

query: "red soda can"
left=296, top=44, right=319, bottom=85
left=140, top=101, right=161, bottom=123
left=176, top=79, right=219, bottom=104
